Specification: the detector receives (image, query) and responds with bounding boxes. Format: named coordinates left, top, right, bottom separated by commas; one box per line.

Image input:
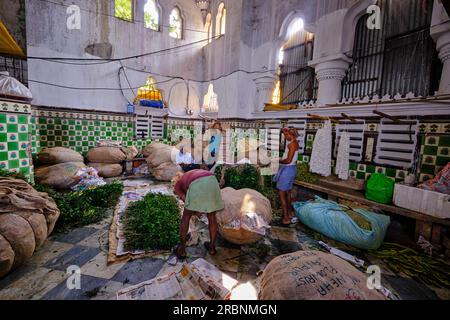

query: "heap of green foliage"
left=0, top=168, right=28, bottom=182
left=296, top=163, right=320, bottom=184
left=123, top=193, right=180, bottom=251
left=35, top=181, right=124, bottom=232
left=215, top=164, right=280, bottom=210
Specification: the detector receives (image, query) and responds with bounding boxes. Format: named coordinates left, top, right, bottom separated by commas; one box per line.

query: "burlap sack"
left=150, top=162, right=182, bottom=181
left=121, top=146, right=139, bottom=161
left=37, top=147, right=84, bottom=165
left=259, top=250, right=386, bottom=300
left=217, top=188, right=272, bottom=245
left=0, top=234, right=14, bottom=278
left=15, top=211, right=48, bottom=250
left=35, top=162, right=86, bottom=190
left=143, top=143, right=176, bottom=167
left=86, top=147, right=126, bottom=164
left=89, top=163, right=123, bottom=178
left=0, top=214, right=36, bottom=269
left=0, top=177, right=60, bottom=235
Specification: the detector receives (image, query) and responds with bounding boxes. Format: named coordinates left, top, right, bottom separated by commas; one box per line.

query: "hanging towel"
left=310, top=121, right=332, bottom=177
left=335, top=131, right=350, bottom=180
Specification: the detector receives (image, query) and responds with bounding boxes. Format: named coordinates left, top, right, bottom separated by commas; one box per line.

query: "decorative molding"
left=316, top=68, right=347, bottom=82
left=0, top=100, right=31, bottom=114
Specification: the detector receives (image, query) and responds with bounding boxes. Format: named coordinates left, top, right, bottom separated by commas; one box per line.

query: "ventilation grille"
left=135, top=113, right=150, bottom=139
left=151, top=116, right=164, bottom=139
left=265, top=120, right=281, bottom=152
left=375, top=120, right=418, bottom=169
left=334, top=121, right=365, bottom=162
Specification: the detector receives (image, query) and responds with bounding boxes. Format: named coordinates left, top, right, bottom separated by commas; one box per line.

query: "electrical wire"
left=27, top=35, right=221, bottom=62
left=35, top=0, right=208, bottom=34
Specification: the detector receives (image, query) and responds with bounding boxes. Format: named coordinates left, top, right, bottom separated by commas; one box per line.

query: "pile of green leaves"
left=215, top=164, right=261, bottom=191
left=35, top=181, right=124, bottom=232
left=296, top=163, right=319, bottom=184
left=123, top=193, right=180, bottom=251
left=369, top=243, right=450, bottom=289
left=0, top=168, right=28, bottom=182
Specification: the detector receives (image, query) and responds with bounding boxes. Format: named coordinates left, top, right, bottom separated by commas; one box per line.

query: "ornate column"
left=431, top=0, right=450, bottom=95
left=253, top=76, right=277, bottom=112
left=309, top=55, right=352, bottom=106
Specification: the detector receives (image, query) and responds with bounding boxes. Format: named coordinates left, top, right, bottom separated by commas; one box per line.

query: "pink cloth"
left=419, top=162, right=450, bottom=195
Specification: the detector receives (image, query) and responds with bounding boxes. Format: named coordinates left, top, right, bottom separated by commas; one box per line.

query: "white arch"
left=341, top=0, right=378, bottom=54
left=278, top=10, right=315, bottom=43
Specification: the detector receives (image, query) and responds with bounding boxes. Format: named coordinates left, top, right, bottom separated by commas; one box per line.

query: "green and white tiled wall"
left=1, top=99, right=450, bottom=184
left=0, top=101, right=34, bottom=182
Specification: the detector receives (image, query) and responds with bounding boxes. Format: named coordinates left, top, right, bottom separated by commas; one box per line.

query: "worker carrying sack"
left=259, top=250, right=386, bottom=300
left=293, top=196, right=390, bottom=250
left=37, top=147, right=84, bottom=165
left=216, top=188, right=272, bottom=245
left=365, top=173, right=395, bottom=204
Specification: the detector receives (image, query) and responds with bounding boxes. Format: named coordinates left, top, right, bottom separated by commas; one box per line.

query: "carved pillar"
left=253, top=76, right=277, bottom=112
left=431, top=0, right=450, bottom=95
left=310, top=56, right=352, bottom=106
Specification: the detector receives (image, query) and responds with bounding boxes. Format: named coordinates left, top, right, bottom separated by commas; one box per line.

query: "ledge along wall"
left=1, top=98, right=450, bottom=186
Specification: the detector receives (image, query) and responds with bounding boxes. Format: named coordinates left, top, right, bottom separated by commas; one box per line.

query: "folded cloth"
left=273, top=165, right=297, bottom=191
left=185, top=175, right=225, bottom=213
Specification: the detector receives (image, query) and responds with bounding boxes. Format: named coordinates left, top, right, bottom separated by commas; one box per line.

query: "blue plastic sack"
left=139, top=99, right=164, bottom=108
left=293, top=196, right=390, bottom=250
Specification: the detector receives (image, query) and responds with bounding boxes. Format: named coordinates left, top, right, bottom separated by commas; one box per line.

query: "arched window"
left=169, top=7, right=183, bottom=39
left=215, top=3, right=226, bottom=37
left=272, top=80, right=281, bottom=104
left=203, top=84, right=219, bottom=112
left=342, top=0, right=440, bottom=98
left=115, top=0, right=133, bottom=21
left=278, top=18, right=316, bottom=105
left=144, top=0, right=160, bottom=31
left=205, top=13, right=212, bottom=44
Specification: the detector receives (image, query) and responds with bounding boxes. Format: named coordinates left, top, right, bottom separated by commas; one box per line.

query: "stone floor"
left=0, top=179, right=448, bottom=300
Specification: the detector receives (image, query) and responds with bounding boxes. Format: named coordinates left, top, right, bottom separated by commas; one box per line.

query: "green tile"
left=8, top=160, right=19, bottom=169
left=423, top=146, right=438, bottom=155
left=18, top=133, right=28, bottom=141
left=385, top=168, right=396, bottom=177
left=421, top=164, right=436, bottom=175
left=0, top=152, right=7, bottom=161
left=436, top=156, right=450, bottom=166
left=7, top=124, right=18, bottom=132
left=349, top=162, right=357, bottom=171
left=18, top=115, right=28, bottom=124
left=8, top=142, right=18, bottom=150
left=366, top=165, right=376, bottom=173
left=356, top=172, right=366, bottom=180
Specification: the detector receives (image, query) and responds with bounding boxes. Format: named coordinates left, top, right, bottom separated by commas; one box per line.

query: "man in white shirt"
left=176, top=140, right=200, bottom=172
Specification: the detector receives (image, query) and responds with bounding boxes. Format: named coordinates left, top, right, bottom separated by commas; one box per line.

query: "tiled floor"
left=0, top=185, right=448, bottom=300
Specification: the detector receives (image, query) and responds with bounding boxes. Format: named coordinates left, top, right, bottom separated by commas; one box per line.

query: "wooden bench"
left=294, top=180, right=450, bottom=245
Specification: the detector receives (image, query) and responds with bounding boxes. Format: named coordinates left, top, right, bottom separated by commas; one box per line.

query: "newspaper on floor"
left=117, top=258, right=235, bottom=300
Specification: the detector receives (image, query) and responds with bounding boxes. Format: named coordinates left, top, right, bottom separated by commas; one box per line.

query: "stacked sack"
left=143, top=143, right=181, bottom=181
left=35, top=147, right=86, bottom=190
left=86, top=143, right=138, bottom=178
left=216, top=187, right=272, bottom=245
left=0, top=177, right=60, bottom=278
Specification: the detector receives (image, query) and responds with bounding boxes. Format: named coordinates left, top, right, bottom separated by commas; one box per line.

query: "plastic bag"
left=293, top=196, right=390, bottom=250
left=71, top=167, right=106, bottom=191
left=365, top=173, right=395, bottom=204
left=0, top=72, right=32, bottom=99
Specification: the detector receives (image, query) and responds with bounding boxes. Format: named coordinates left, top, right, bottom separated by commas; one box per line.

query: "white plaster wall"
left=26, top=0, right=205, bottom=114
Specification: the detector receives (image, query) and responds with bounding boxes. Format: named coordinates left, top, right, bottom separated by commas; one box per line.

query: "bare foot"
left=204, top=242, right=217, bottom=256
left=175, top=245, right=187, bottom=259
